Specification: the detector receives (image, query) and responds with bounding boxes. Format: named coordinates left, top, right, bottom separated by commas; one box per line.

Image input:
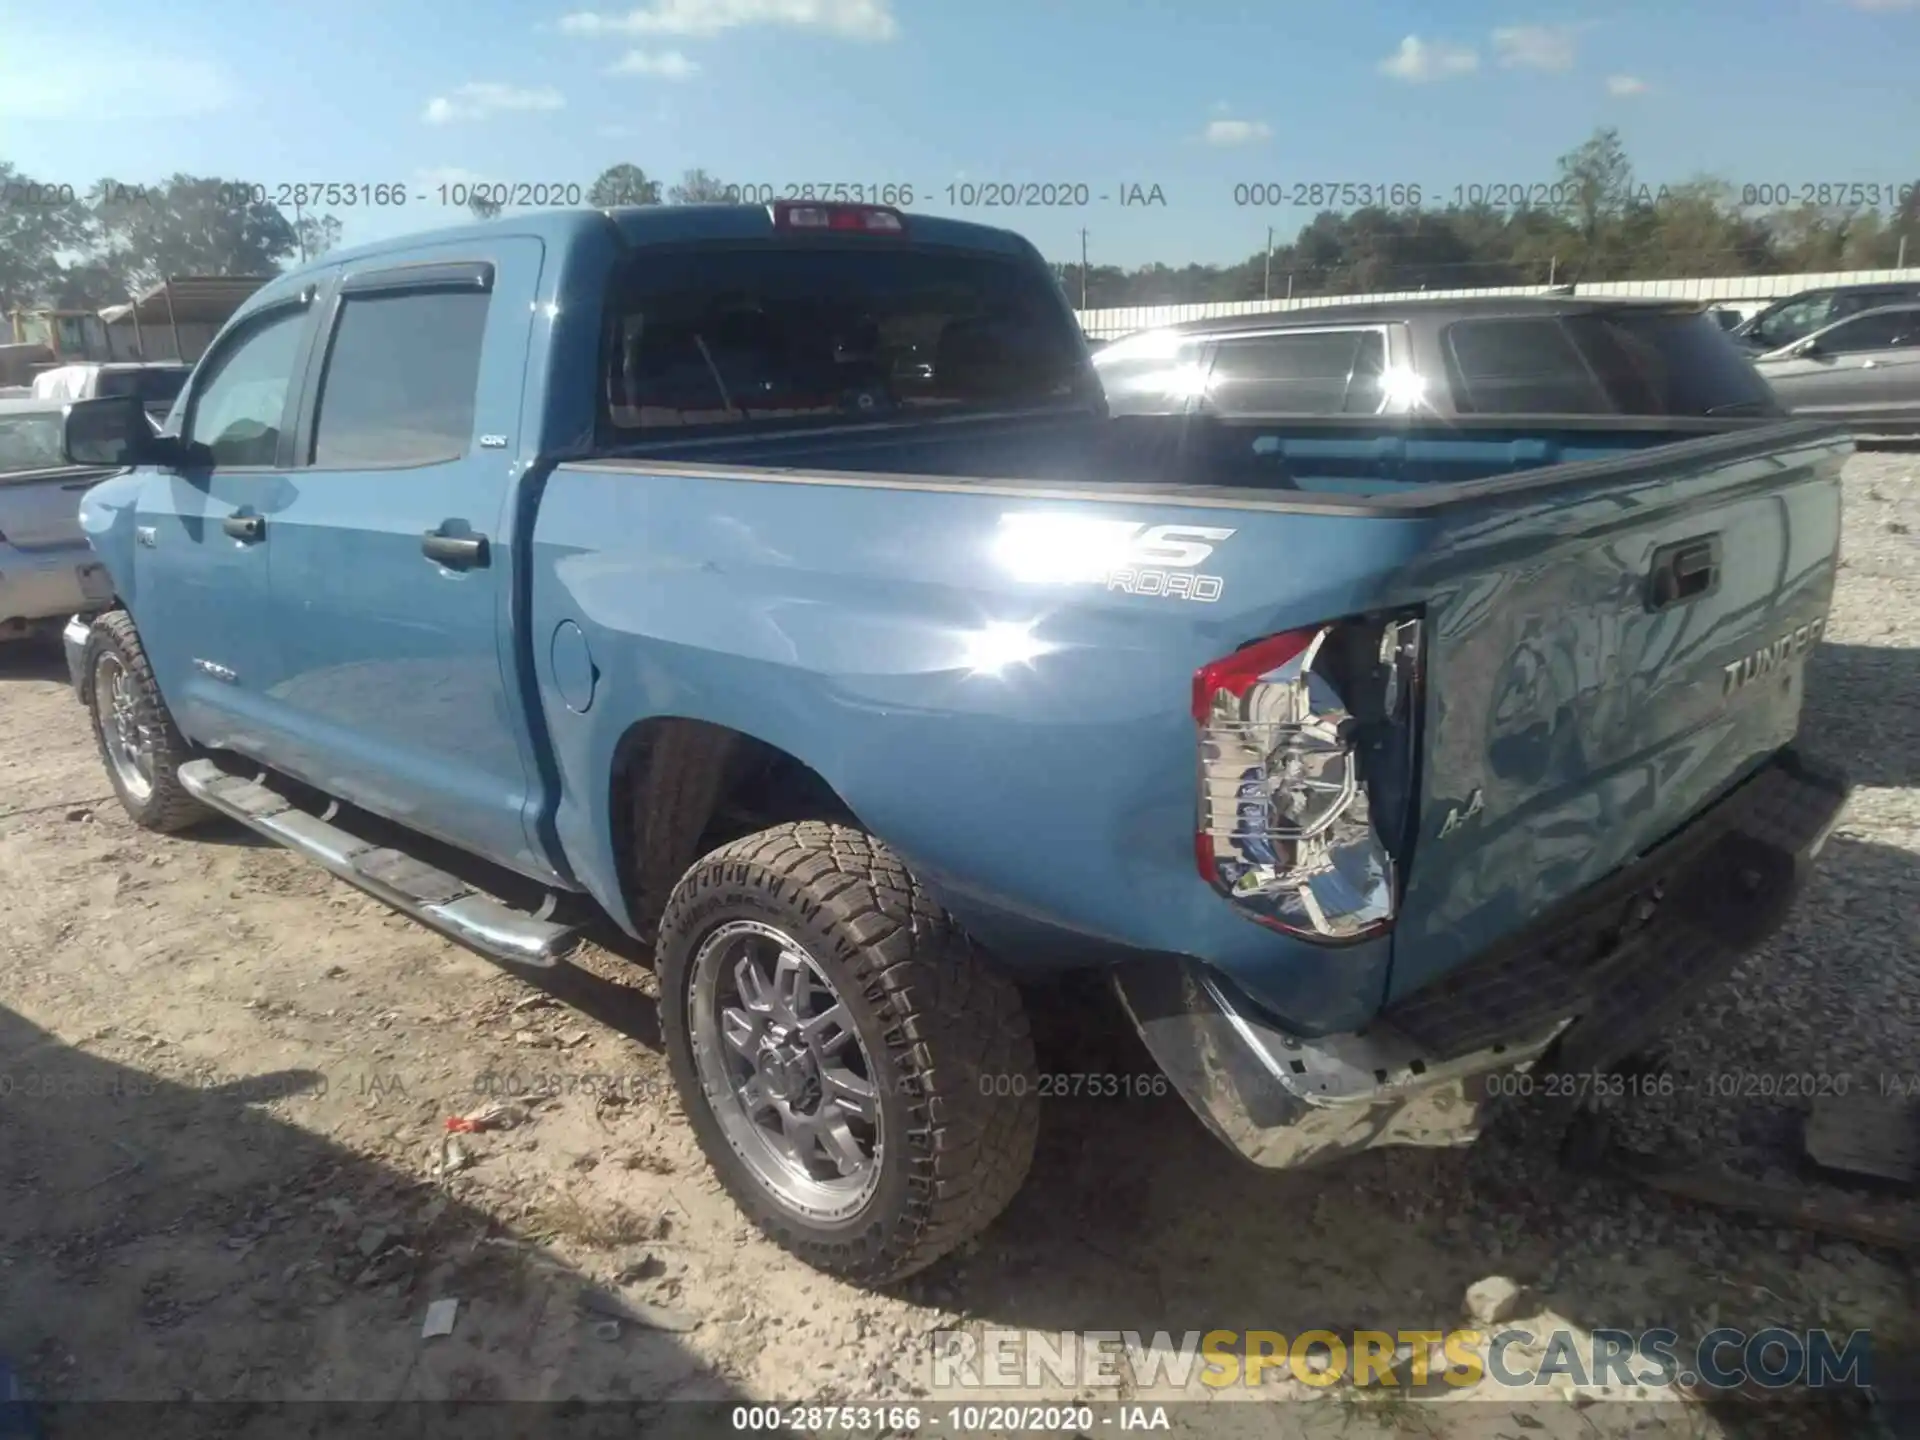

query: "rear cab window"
left=598, top=244, right=1094, bottom=439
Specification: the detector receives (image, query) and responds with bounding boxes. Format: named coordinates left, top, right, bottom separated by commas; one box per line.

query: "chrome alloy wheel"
left=93, top=650, right=155, bottom=801
left=688, top=919, right=884, bottom=1222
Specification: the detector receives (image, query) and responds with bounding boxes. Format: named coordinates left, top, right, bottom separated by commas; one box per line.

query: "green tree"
left=467, top=194, right=504, bottom=221
left=588, top=164, right=662, bottom=207
left=1553, top=127, right=1640, bottom=279
left=296, top=212, right=343, bottom=261
left=89, top=174, right=308, bottom=292
left=667, top=168, right=732, bottom=203
left=0, top=161, right=93, bottom=314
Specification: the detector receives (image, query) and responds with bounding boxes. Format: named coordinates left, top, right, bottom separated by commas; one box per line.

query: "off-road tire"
left=657, top=822, right=1040, bottom=1283
left=85, top=610, right=207, bottom=833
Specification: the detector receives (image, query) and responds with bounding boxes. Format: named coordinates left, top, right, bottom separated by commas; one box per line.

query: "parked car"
left=1751, top=302, right=1920, bottom=436
left=1092, top=297, right=1782, bottom=421
left=1731, top=281, right=1920, bottom=353
left=0, top=399, right=118, bottom=643
left=56, top=202, right=1850, bottom=1284
left=30, top=362, right=192, bottom=423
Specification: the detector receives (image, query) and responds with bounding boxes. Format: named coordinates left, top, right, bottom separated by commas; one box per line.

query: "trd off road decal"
left=993, top=513, right=1236, bottom=602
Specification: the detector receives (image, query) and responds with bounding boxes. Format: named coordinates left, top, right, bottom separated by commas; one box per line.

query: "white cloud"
left=1204, top=118, right=1272, bottom=146
left=0, top=51, right=237, bottom=119
left=1606, top=73, right=1649, bottom=95
left=607, top=48, right=701, bottom=77
left=1491, top=24, right=1578, bottom=70
left=558, top=0, right=897, bottom=40
left=1378, top=36, right=1480, bottom=81
left=423, top=82, right=565, bottom=124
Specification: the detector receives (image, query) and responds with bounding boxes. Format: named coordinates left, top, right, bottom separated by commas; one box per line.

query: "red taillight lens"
left=770, top=201, right=906, bottom=234
left=1195, top=619, right=1420, bottom=942
left=1191, top=630, right=1315, bottom=722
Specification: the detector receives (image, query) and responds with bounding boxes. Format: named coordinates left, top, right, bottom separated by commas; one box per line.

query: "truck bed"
left=577, top=409, right=1836, bottom=509
left=538, top=408, right=1850, bottom=1029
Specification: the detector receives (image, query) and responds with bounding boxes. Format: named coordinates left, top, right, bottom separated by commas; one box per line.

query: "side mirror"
left=1791, top=338, right=1822, bottom=358
left=63, top=394, right=167, bottom=468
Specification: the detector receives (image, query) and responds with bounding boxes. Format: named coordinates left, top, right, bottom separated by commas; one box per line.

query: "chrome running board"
left=178, top=757, right=580, bottom=969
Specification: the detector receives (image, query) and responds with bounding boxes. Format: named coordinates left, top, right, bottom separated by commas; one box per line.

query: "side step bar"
left=178, top=758, right=582, bottom=969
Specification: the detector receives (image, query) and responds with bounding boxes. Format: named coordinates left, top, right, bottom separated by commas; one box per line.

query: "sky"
left=3, top=0, right=1920, bottom=272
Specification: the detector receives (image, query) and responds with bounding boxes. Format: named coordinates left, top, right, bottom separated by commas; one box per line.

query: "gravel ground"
left=0, top=448, right=1914, bottom=1438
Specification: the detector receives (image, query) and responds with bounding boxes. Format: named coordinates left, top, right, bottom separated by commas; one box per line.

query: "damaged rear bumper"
left=1113, top=747, right=1851, bottom=1171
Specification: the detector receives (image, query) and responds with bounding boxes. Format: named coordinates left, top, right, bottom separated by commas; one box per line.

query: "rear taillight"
left=1195, top=617, right=1422, bottom=942
left=769, top=201, right=906, bottom=234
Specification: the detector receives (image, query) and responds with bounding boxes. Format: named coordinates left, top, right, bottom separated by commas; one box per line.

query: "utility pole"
left=1899, top=233, right=1909, bottom=269
left=1079, top=229, right=1089, bottom=309
left=1264, top=227, right=1274, bottom=302
left=294, top=199, right=309, bottom=264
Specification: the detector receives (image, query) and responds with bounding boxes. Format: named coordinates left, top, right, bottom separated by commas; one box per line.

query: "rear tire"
left=85, top=610, right=207, bottom=833
left=657, top=822, right=1039, bottom=1283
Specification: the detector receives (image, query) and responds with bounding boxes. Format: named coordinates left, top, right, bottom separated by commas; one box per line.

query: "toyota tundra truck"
left=55, top=200, right=1851, bottom=1284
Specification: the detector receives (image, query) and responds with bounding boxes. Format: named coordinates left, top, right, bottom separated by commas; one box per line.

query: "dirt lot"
left=1, top=452, right=1916, bottom=1437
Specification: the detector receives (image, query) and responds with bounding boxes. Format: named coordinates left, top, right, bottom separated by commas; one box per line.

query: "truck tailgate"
left=1387, top=426, right=1847, bottom=1002
left=0, top=468, right=97, bottom=550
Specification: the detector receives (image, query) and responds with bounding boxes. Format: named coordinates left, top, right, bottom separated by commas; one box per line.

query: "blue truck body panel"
left=73, top=204, right=1850, bottom=1039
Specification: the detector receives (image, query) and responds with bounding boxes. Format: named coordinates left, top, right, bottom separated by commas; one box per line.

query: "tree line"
left=1063, top=131, right=1919, bottom=309
left=4, top=132, right=1916, bottom=320
left=0, top=163, right=732, bottom=316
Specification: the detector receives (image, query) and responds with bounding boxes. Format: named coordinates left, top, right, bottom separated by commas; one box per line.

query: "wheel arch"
left=607, top=715, right=863, bottom=942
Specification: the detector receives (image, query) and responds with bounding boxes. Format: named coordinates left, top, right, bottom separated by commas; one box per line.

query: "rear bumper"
left=62, top=614, right=93, bottom=696
left=0, top=543, right=112, bottom=631
left=1113, top=747, right=1850, bottom=1170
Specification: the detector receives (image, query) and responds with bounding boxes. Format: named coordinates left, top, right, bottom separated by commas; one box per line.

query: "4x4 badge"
left=1437, top=789, right=1485, bottom=838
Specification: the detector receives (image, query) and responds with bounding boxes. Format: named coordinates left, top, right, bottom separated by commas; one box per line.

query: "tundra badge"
left=1722, top=617, right=1825, bottom=698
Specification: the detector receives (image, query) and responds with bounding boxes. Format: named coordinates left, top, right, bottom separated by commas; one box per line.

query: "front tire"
left=657, top=822, right=1039, bottom=1283
left=85, top=611, right=207, bottom=833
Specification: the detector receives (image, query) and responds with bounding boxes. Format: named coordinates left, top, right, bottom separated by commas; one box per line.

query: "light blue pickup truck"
left=57, top=201, right=1850, bottom=1283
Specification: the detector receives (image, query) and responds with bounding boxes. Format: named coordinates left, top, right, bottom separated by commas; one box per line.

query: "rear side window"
left=310, top=289, right=490, bottom=467
left=599, top=245, right=1091, bottom=436
left=1819, top=310, right=1920, bottom=352
left=1204, top=330, right=1387, bottom=415
left=1569, top=311, right=1781, bottom=416
left=1442, top=318, right=1610, bottom=414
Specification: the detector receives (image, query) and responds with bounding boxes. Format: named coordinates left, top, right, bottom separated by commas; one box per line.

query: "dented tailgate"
left=1387, top=426, right=1848, bottom=1001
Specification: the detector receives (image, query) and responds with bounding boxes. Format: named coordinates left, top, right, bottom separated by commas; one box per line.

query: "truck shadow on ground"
left=0, top=639, right=69, bottom=684
left=0, top=1003, right=743, bottom=1437
left=1802, top=642, right=1920, bottom=788
left=951, top=828, right=1916, bottom=1436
